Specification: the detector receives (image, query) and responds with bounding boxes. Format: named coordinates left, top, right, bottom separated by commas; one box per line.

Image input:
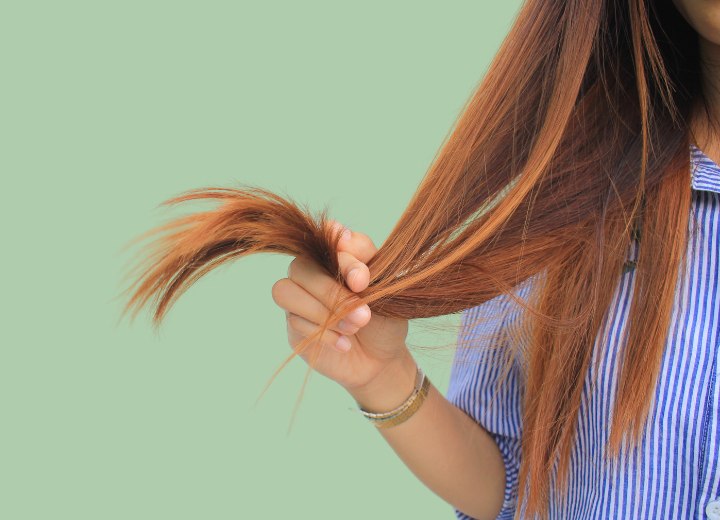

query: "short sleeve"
left=445, top=283, right=532, bottom=520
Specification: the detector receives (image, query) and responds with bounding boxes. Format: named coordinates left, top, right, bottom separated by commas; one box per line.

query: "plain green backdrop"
left=1, top=1, right=522, bottom=518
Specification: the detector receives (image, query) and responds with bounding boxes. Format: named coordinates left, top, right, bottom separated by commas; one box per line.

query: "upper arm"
left=445, top=281, right=534, bottom=520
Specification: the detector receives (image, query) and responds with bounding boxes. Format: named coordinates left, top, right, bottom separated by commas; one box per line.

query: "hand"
left=271, top=220, right=411, bottom=391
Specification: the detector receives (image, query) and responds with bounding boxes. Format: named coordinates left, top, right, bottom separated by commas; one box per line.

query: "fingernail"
left=335, top=335, right=352, bottom=352
left=347, top=304, right=370, bottom=324
left=337, top=319, right=356, bottom=334
left=340, top=228, right=352, bottom=242
left=348, top=267, right=361, bottom=285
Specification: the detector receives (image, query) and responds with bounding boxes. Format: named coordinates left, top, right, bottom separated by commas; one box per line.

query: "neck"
left=691, top=35, right=720, bottom=164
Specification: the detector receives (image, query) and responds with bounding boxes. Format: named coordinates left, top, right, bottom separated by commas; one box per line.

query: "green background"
left=1, top=1, right=522, bottom=518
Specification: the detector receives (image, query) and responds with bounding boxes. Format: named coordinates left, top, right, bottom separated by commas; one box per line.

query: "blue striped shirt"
left=445, top=143, right=720, bottom=520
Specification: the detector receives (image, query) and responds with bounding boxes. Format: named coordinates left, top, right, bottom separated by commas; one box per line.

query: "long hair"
left=118, top=0, right=716, bottom=518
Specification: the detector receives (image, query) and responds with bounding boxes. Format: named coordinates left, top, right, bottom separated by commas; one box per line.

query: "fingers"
left=272, top=276, right=363, bottom=335
left=286, top=311, right=352, bottom=353
left=338, top=250, right=369, bottom=293
left=286, top=257, right=371, bottom=328
left=341, top=231, right=378, bottom=266
left=331, top=222, right=378, bottom=265
left=327, top=220, right=378, bottom=292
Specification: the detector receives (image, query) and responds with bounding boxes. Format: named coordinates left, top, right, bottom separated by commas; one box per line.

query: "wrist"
left=346, top=351, right=418, bottom=413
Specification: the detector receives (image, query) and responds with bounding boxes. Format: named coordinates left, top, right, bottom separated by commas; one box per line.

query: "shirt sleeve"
left=445, top=283, right=531, bottom=520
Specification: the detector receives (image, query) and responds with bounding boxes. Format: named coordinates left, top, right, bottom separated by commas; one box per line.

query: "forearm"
left=346, top=351, right=506, bottom=520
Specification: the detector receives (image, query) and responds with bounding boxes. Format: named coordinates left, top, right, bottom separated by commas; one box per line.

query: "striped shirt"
left=445, top=143, right=720, bottom=520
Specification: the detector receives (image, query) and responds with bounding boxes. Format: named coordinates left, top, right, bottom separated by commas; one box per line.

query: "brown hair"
left=118, top=1, right=718, bottom=518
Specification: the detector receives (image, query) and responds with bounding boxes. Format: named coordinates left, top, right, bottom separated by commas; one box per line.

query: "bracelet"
left=357, top=365, right=431, bottom=429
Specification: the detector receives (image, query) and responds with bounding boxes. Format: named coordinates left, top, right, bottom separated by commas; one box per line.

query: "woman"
left=272, top=1, right=720, bottom=518
left=122, top=0, right=720, bottom=518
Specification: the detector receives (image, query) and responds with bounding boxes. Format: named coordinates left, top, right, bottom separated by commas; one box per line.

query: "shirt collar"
left=691, top=143, right=720, bottom=194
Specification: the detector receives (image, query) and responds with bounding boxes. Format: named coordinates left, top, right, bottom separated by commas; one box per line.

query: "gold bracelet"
left=358, top=366, right=431, bottom=429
